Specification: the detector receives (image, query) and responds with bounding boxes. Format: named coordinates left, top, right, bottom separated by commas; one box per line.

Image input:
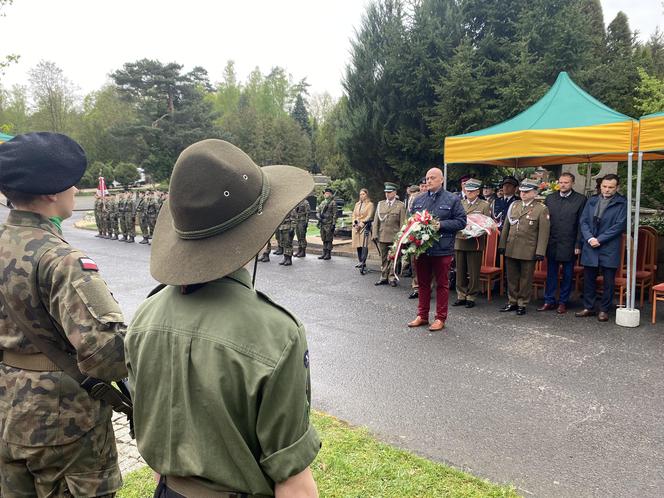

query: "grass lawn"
left=118, top=411, right=519, bottom=498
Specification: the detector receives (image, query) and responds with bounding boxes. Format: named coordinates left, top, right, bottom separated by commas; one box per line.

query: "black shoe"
left=516, top=306, right=527, bottom=316
left=258, top=254, right=270, bottom=263
left=355, top=262, right=362, bottom=268
left=139, top=238, right=149, bottom=244
left=375, top=279, right=388, bottom=286
left=465, top=301, right=475, bottom=309
left=408, top=290, right=419, bottom=299
left=273, top=249, right=283, bottom=255
left=322, top=250, right=331, bottom=260
left=452, top=299, right=467, bottom=307
left=280, top=255, right=292, bottom=266
left=317, top=252, right=325, bottom=259
left=389, top=280, right=397, bottom=287
left=499, top=304, right=518, bottom=312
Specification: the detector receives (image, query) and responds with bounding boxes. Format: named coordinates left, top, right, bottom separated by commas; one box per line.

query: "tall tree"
left=290, top=93, right=311, bottom=136
left=0, top=0, right=19, bottom=76
left=28, top=60, right=78, bottom=133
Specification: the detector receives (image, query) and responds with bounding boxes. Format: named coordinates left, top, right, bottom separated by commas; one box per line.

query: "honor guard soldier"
left=136, top=190, right=150, bottom=243
left=117, top=191, right=128, bottom=240
left=453, top=178, right=491, bottom=308
left=0, top=132, right=128, bottom=497
left=293, top=198, right=310, bottom=258
left=316, top=187, right=338, bottom=260
left=94, top=193, right=103, bottom=237
left=277, top=207, right=298, bottom=266
left=498, top=178, right=550, bottom=315
left=125, top=139, right=320, bottom=498
left=124, top=190, right=136, bottom=243
left=110, top=193, right=120, bottom=239
left=372, top=182, right=406, bottom=287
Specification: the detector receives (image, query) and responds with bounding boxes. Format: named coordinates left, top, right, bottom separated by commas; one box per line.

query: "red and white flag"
left=97, top=176, right=108, bottom=197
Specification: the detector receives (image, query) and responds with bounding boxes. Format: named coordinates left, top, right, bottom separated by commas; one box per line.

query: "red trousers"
left=415, top=254, right=453, bottom=322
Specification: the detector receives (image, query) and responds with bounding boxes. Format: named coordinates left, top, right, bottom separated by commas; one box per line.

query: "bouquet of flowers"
left=457, top=213, right=498, bottom=240
left=389, top=210, right=441, bottom=269
left=540, top=180, right=560, bottom=196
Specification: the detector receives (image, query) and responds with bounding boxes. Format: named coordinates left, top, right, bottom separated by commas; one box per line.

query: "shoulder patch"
left=304, top=349, right=310, bottom=368
left=79, top=257, right=99, bottom=271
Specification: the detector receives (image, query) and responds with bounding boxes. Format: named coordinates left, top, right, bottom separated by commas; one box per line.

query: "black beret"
left=0, top=132, right=87, bottom=194
left=324, top=187, right=334, bottom=194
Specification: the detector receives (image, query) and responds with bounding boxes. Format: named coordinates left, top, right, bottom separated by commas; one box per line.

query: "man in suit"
left=499, top=179, right=550, bottom=315
left=538, top=172, right=586, bottom=314
left=372, top=182, right=406, bottom=287
left=575, top=174, right=627, bottom=322
left=453, top=179, right=492, bottom=308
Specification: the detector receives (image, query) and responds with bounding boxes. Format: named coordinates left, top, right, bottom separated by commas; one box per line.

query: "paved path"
left=4, top=207, right=663, bottom=497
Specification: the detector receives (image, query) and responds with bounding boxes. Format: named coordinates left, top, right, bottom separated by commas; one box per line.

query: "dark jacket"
left=410, top=188, right=467, bottom=256
left=544, top=191, right=587, bottom=262
left=579, top=194, right=627, bottom=269
left=493, top=195, right=518, bottom=230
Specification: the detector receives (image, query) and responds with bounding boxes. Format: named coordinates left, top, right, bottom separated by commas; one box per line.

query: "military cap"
left=407, top=185, right=420, bottom=193
left=0, top=132, right=87, bottom=194
left=482, top=182, right=496, bottom=190
left=418, top=177, right=427, bottom=185
left=500, top=175, right=519, bottom=187
left=519, top=178, right=540, bottom=191
left=384, top=182, right=398, bottom=192
left=323, top=187, right=334, bottom=194
left=464, top=178, right=482, bottom=191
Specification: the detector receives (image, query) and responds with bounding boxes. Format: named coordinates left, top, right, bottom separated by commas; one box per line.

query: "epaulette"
left=255, top=289, right=301, bottom=327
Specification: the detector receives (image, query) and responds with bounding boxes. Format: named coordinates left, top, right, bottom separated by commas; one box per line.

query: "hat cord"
left=174, top=170, right=271, bottom=240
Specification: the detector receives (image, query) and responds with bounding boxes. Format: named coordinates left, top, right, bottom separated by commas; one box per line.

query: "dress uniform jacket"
left=351, top=200, right=374, bottom=248
left=0, top=211, right=127, bottom=495
left=371, top=199, right=406, bottom=243
left=499, top=200, right=550, bottom=260
left=125, top=268, right=320, bottom=496
left=454, top=198, right=492, bottom=252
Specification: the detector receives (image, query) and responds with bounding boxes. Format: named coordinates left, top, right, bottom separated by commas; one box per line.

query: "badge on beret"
left=79, top=257, right=99, bottom=271
left=304, top=349, right=310, bottom=368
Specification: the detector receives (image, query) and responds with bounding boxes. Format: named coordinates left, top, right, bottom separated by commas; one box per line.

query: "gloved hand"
left=289, top=229, right=295, bottom=238
left=535, top=254, right=545, bottom=261
left=332, top=225, right=336, bottom=232
left=497, top=248, right=505, bottom=255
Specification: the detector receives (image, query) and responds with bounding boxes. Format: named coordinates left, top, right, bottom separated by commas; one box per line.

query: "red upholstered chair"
left=480, top=230, right=502, bottom=301
left=532, top=257, right=549, bottom=300
left=634, top=227, right=657, bottom=307
left=652, top=283, right=664, bottom=324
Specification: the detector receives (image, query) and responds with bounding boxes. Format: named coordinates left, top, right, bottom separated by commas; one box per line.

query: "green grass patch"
left=118, top=412, right=519, bottom=498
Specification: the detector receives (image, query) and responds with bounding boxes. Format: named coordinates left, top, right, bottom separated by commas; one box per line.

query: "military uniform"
left=454, top=190, right=492, bottom=305
left=106, top=197, right=119, bottom=239
left=278, top=208, right=298, bottom=265
left=0, top=211, right=127, bottom=497
left=117, top=196, right=128, bottom=240
left=94, top=196, right=103, bottom=236
left=316, top=191, right=338, bottom=260
left=136, top=193, right=150, bottom=243
left=146, top=195, right=158, bottom=239
left=124, top=195, right=136, bottom=242
left=294, top=199, right=310, bottom=257
left=499, top=193, right=550, bottom=311
left=372, top=186, right=406, bottom=285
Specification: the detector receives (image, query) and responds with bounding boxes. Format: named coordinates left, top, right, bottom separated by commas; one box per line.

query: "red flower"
left=409, top=235, right=415, bottom=242
left=415, top=239, right=422, bottom=246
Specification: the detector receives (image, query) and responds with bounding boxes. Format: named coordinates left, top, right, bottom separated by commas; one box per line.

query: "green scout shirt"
left=0, top=210, right=127, bottom=446
left=125, top=268, right=320, bottom=496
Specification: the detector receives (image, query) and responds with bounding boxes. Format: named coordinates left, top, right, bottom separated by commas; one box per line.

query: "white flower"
left=421, top=233, right=430, bottom=241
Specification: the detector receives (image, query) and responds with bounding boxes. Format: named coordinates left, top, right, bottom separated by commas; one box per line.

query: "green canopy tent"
left=0, top=132, right=13, bottom=143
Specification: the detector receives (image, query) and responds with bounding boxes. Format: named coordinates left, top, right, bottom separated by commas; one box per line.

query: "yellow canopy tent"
left=638, top=111, right=664, bottom=155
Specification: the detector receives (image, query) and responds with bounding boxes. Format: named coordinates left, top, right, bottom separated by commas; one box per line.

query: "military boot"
left=317, top=250, right=326, bottom=259
left=279, top=255, right=292, bottom=266
left=128, top=236, right=135, bottom=243
left=258, top=253, right=270, bottom=263
left=139, top=237, right=149, bottom=244
left=273, top=247, right=284, bottom=255
left=112, top=234, right=118, bottom=240
left=294, top=247, right=304, bottom=258
left=323, top=249, right=332, bottom=260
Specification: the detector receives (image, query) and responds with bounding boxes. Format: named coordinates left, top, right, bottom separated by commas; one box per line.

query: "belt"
left=164, top=476, right=268, bottom=498
left=1, top=351, right=62, bottom=371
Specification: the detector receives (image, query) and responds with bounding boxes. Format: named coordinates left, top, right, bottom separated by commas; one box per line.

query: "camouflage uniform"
left=146, top=195, right=158, bottom=239
left=117, top=196, right=128, bottom=240
left=294, top=198, right=310, bottom=257
left=0, top=210, right=127, bottom=497
left=316, top=196, right=338, bottom=259
left=124, top=195, right=136, bottom=242
left=278, top=208, right=298, bottom=260
left=135, top=193, right=149, bottom=243
left=105, top=197, right=118, bottom=239
left=94, top=196, right=103, bottom=236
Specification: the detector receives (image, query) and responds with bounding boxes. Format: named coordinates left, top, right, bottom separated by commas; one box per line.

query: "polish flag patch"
left=79, top=257, right=99, bottom=271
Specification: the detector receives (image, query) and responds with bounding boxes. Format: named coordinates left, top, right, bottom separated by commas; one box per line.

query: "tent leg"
left=443, top=163, right=448, bottom=191
left=631, top=152, right=643, bottom=309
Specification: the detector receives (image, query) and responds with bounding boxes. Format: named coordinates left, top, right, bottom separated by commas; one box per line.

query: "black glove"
left=497, top=248, right=505, bottom=255
left=535, top=254, right=544, bottom=261
left=289, top=229, right=295, bottom=238
left=332, top=225, right=336, bottom=232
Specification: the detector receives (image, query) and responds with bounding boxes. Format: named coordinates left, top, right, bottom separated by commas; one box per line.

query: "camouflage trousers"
left=124, top=213, right=136, bottom=237
left=94, top=212, right=102, bottom=234
left=147, top=215, right=157, bottom=238
left=320, top=223, right=334, bottom=252
left=0, top=418, right=121, bottom=497
left=119, top=214, right=127, bottom=237
left=139, top=214, right=149, bottom=238
left=110, top=215, right=119, bottom=237
left=295, top=221, right=307, bottom=250
left=278, top=228, right=295, bottom=256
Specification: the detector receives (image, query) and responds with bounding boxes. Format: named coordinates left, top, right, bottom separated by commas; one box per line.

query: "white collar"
left=560, top=190, right=572, bottom=198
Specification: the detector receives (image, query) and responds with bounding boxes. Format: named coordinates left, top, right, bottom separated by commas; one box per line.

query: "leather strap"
left=164, top=476, right=268, bottom=498
left=2, top=351, right=61, bottom=371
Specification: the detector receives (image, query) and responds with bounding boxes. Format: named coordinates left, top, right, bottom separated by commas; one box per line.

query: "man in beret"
left=498, top=178, right=550, bottom=315
left=124, top=139, right=320, bottom=497
left=0, top=132, right=128, bottom=496
left=316, top=187, right=338, bottom=260
left=372, top=182, right=406, bottom=287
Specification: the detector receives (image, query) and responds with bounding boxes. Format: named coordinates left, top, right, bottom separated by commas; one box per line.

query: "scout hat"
left=384, top=182, right=398, bottom=192
left=464, top=179, right=482, bottom=191
left=150, top=139, right=313, bottom=285
left=519, top=178, right=540, bottom=191
left=0, top=132, right=87, bottom=194
left=500, top=175, right=519, bottom=187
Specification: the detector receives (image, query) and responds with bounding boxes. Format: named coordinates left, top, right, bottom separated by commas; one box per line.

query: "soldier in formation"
left=498, top=178, right=550, bottom=315
left=136, top=190, right=150, bottom=244
left=277, top=207, right=298, bottom=266
left=124, top=191, right=136, bottom=243
left=94, top=193, right=104, bottom=237
left=294, top=197, right=310, bottom=258
left=146, top=190, right=159, bottom=240
left=372, top=182, right=406, bottom=287
left=117, top=191, right=128, bottom=240
left=316, top=187, right=338, bottom=260
left=0, top=132, right=127, bottom=496
left=453, top=178, right=492, bottom=308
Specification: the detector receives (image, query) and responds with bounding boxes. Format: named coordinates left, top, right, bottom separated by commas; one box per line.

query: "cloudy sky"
left=0, top=0, right=662, bottom=100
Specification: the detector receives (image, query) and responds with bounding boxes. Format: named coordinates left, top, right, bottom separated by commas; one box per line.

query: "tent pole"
left=444, top=163, right=448, bottom=190
left=631, top=152, right=643, bottom=309
left=625, top=152, right=633, bottom=311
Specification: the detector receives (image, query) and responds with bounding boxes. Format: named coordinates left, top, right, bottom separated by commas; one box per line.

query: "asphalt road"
left=4, top=206, right=664, bottom=498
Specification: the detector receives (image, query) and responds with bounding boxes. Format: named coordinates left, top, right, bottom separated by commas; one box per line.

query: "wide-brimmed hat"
left=150, top=139, right=313, bottom=285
